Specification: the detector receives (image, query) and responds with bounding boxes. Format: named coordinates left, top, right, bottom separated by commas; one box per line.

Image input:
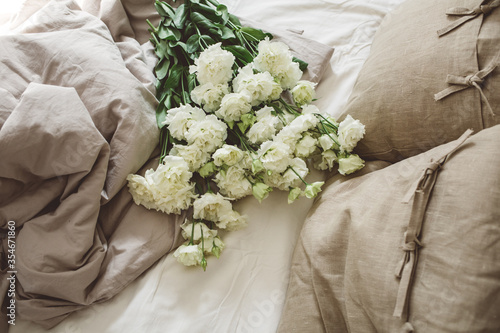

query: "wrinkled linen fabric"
left=0, top=0, right=186, bottom=328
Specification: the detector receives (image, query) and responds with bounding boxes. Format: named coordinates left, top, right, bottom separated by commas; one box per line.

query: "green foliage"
left=148, top=0, right=307, bottom=161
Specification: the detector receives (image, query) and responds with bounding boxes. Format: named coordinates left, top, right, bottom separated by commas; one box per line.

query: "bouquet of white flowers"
left=127, top=0, right=366, bottom=270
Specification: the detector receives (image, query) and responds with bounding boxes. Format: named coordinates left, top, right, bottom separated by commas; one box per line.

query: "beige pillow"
left=340, top=0, right=500, bottom=162
left=278, top=125, right=500, bottom=333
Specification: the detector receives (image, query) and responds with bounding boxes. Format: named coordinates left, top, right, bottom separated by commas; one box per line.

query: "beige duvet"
left=0, top=0, right=186, bottom=328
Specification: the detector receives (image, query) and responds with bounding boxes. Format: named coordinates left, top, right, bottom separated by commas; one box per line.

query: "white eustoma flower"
left=162, top=104, right=206, bottom=141
left=263, top=169, right=283, bottom=188
left=246, top=106, right=280, bottom=144
left=214, top=164, right=253, bottom=200
left=279, top=158, right=309, bottom=190
left=304, top=181, right=324, bottom=199
left=252, top=182, right=273, bottom=202
left=126, top=174, right=156, bottom=209
left=258, top=140, right=293, bottom=173
left=247, top=116, right=280, bottom=144
left=212, top=144, right=244, bottom=167
left=315, top=149, right=338, bottom=171
left=318, top=133, right=339, bottom=151
left=301, top=104, right=320, bottom=115
left=338, top=154, right=365, bottom=175
left=274, top=126, right=302, bottom=151
left=215, top=92, right=252, bottom=122
left=233, top=64, right=282, bottom=105
left=190, top=42, right=235, bottom=85
left=216, top=209, right=248, bottom=230
left=288, top=113, right=319, bottom=134
left=294, top=133, right=318, bottom=158
left=255, top=106, right=273, bottom=120
left=127, top=156, right=198, bottom=214
left=288, top=187, right=302, bottom=204
left=190, top=82, right=230, bottom=113
left=172, top=144, right=211, bottom=172
left=180, top=220, right=218, bottom=242
left=253, top=38, right=302, bottom=89
left=291, top=80, right=317, bottom=106
left=202, top=236, right=225, bottom=257
left=193, top=192, right=233, bottom=222
left=338, top=115, right=365, bottom=153
left=185, top=114, right=227, bottom=153
left=279, top=62, right=303, bottom=90
left=174, top=243, right=204, bottom=266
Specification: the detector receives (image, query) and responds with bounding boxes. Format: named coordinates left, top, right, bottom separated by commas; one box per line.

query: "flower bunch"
left=129, top=0, right=366, bottom=270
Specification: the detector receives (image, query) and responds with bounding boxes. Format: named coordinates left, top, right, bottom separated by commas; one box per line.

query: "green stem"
left=279, top=97, right=301, bottom=116
left=289, top=166, right=309, bottom=186
left=189, top=221, right=195, bottom=245
left=315, top=113, right=338, bottom=131
left=205, top=178, right=213, bottom=193
left=146, top=19, right=158, bottom=34
left=231, top=128, right=256, bottom=154
left=159, top=128, right=170, bottom=163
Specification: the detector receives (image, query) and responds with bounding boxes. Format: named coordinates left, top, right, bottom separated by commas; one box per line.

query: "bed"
left=1, top=0, right=499, bottom=332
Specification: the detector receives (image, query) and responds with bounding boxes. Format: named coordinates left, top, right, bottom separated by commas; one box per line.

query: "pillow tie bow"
left=393, top=129, right=473, bottom=321
left=437, top=0, right=500, bottom=36
left=434, top=64, right=497, bottom=117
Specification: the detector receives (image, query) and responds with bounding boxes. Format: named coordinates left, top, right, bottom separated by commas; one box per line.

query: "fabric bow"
left=434, top=63, right=497, bottom=117
left=393, top=130, right=473, bottom=325
left=437, top=0, right=500, bottom=36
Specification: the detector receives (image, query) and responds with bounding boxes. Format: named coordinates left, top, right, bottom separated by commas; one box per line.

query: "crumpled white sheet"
left=6, top=0, right=407, bottom=332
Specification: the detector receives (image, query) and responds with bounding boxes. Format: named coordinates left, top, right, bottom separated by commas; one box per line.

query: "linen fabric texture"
left=340, top=0, right=500, bottom=162
left=278, top=125, right=500, bottom=333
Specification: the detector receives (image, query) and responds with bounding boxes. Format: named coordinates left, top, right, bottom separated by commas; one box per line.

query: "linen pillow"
left=278, top=125, right=500, bottom=333
left=339, top=0, right=500, bottom=162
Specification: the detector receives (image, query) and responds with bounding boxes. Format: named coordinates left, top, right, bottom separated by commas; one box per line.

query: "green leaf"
left=184, top=22, right=196, bottom=37
left=155, top=40, right=170, bottom=58
left=240, top=27, right=268, bottom=42
left=223, top=45, right=253, bottom=64
left=182, top=90, right=191, bottom=105
left=156, top=101, right=169, bottom=128
left=173, top=4, right=187, bottom=29
left=155, top=58, right=171, bottom=80
left=173, top=94, right=181, bottom=106
left=164, top=64, right=183, bottom=89
left=191, top=3, right=220, bottom=22
left=191, top=12, right=218, bottom=31
left=186, top=34, right=200, bottom=53
left=158, top=25, right=181, bottom=41
left=169, top=40, right=189, bottom=55
left=228, top=13, right=241, bottom=26
left=187, top=73, right=197, bottom=92
left=215, top=23, right=236, bottom=40
left=292, top=56, right=309, bottom=71
left=200, top=35, right=217, bottom=47
left=155, top=1, right=175, bottom=18
left=216, top=4, right=229, bottom=24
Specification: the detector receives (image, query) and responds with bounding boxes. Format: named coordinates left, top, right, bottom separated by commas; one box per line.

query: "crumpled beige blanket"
left=0, top=0, right=333, bottom=329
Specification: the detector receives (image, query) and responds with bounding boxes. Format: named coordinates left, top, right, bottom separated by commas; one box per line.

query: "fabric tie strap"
left=393, top=129, right=474, bottom=321
left=437, top=0, right=500, bottom=36
left=434, top=63, right=497, bottom=117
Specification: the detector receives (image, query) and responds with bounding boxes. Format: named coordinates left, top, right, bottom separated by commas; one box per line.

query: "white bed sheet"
left=8, top=0, right=406, bottom=332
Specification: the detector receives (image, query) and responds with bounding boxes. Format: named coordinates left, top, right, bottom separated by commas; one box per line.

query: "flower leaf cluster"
left=130, top=0, right=366, bottom=270
left=147, top=0, right=279, bottom=160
